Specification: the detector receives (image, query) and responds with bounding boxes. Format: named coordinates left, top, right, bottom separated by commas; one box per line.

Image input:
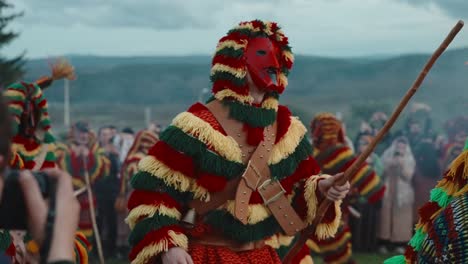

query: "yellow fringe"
left=278, top=73, right=288, bottom=87
left=306, top=239, right=321, bottom=253
left=269, top=116, right=307, bottom=165
left=283, top=50, right=295, bottom=64
left=139, top=156, right=210, bottom=201
left=80, top=229, right=93, bottom=238
left=278, top=234, right=295, bottom=246
left=323, top=149, right=353, bottom=170
left=131, top=231, right=188, bottom=264
left=172, top=111, right=242, bottom=163
left=261, top=97, right=279, bottom=111
left=4, top=89, right=25, bottom=99
left=216, top=40, right=247, bottom=52
left=214, top=89, right=253, bottom=104
left=235, top=23, right=260, bottom=32
left=211, top=64, right=246, bottom=79
left=73, top=178, right=85, bottom=189
left=350, top=165, right=368, bottom=185
left=313, top=230, right=351, bottom=253
left=12, top=143, right=41, bottom=157
left=224, top=191, right=295, bottom=224
left=263, top=21, right=274, bottom=36
left=447, top=150, right=468, bottom=178
left=360, top=175, right=380, bottom=195
left=304, top=175, right=342, bottom=240
left=127, top=204, right=181, bottom=229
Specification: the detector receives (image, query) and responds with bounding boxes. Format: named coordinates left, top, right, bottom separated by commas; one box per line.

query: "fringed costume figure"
left=2, top=59, right=91, bottom=263
left=56, top=121, right=110, bottom=241
left=442, top=116, right=468, bottom=170
left=115, top=130, right=158, bottom=254
left=385, top=138, right=468, bottom=263
left=126, top=20, right=350, bottom=264
left=303, top=113, right=385, bottom=264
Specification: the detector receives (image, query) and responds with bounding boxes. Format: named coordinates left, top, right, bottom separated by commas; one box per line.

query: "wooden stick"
left=74, top=186, right=87, bottom=197
left=82, top=156, right=106, bottom=264
left=283, top=20, right=464, bottom=264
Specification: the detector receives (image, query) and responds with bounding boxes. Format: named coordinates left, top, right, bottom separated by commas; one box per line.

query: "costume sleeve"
left=351, top=160, right=385, bottom=204
left=127, top=136, right=197, bottom=264
left=302, top=173, right=342, bottom=240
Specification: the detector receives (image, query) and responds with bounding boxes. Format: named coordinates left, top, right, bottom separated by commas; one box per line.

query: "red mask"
left=244, top=37, right=281, bottom=92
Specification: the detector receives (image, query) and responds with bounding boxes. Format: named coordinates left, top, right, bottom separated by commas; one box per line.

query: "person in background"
left=304, top=113, right=384, bottom=264
left=118, top=127, right=135, bottom=164
left=350, top=131, right=385, bottom=252
left=385, top=138, right=468, bottom=264
left=114, top=129, right=158, bottom=259
left=368, top=112, right=392, bottom=155
left=95, top=126, right=120, bottom=258
left=56, top=122, right=110, bottom=247
left=441, top=116, right=468, bottom=170
left=147, top=122, right=162, bottom=139
left=378, top=136, right=415, bottom=254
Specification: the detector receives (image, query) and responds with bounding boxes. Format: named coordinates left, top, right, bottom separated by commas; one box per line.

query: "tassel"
left=36, top=58, right=76, bottom=89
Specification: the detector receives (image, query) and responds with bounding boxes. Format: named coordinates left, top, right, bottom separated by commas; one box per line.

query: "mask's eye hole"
left=267, top=67, right=278, bottom=74
left=256, top=50, right=267, bottom=56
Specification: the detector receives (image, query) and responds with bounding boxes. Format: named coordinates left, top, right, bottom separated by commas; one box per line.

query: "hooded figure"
left=302, top=113, right=384, bottom=264
left=385, top=137, right=468, bottom=264
left=378, top=137, right=416, bottom=254
left=126, top=20, right=350, bottom=264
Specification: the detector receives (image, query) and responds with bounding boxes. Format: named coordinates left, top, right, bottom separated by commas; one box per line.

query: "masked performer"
left=303, top=113, right=384, bottom=264
left=126, top=20, right=350, bottom=264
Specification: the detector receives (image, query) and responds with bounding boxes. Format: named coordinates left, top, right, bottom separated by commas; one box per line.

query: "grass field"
left=106, top=253, right=393, bottom=263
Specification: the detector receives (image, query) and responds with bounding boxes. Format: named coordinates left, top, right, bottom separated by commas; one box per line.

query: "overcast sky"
left=4, top=0, right=468, bottom=59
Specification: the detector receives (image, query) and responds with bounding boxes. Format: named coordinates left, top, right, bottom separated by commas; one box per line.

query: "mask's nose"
left=267, top=68, right=278, bottom=85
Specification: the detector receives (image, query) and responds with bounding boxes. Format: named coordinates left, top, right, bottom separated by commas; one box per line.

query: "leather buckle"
left=242, top=161, right=262, bottom=190
left=258, top=179, right=285, bottom=205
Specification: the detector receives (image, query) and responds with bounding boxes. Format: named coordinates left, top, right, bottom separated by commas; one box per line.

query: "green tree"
left=0, top=0, right=23, bottom=88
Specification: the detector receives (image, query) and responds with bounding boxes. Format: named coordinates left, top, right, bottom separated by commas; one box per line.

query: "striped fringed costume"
left=310, top=144, right=385, bottom=264
left=304, top=113, right=385, bottom=264
left=385, top=138, right=468, bottom=264
left=2, top=62, right=92, bottom=264
left=126, top=20, right=343, bottom=264
left=3, top=81, right=57, bottom=170
left=56, top=141, right=110, bottom=239
left=116, top=130, right=158, bottom=248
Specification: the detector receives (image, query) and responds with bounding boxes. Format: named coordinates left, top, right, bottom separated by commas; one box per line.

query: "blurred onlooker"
left=412, top=141, right=441, bottom=222
left=368, top=112, right=392, bottom=155
left=378, top=137, right=415, bottom=254
left=350, top=131, right=384, bottom=252
left=441, top=116, right=468, bottom=169
left=55, top=122, right=110, bottom=249
left=118, top=127, right=135, bottom=164
left=147, top=121, right=162, bottom=139
left=114, top=129, right=158, bottom=259
left=95, top=126, right=120, bottom=258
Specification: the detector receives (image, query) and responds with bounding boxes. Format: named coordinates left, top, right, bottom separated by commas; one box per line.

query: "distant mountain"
left=23, top=48, right=468, bottom=132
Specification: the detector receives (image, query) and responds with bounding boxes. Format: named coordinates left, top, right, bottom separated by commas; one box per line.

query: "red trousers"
left=189, top=244, right=282, bottom=264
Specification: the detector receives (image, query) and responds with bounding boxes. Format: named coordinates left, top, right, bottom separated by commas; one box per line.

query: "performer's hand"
left=161, top=247, right=194, bottom=264
left=318, top=173, right=350, bottom=201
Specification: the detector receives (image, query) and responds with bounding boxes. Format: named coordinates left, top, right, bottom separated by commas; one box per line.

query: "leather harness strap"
left=189, top=100, right=305, bottom=236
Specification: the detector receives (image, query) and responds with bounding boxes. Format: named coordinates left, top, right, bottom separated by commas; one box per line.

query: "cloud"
left=399, top=0, right=468, bottom=19
left=14, top=0, right=278, bottom=30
